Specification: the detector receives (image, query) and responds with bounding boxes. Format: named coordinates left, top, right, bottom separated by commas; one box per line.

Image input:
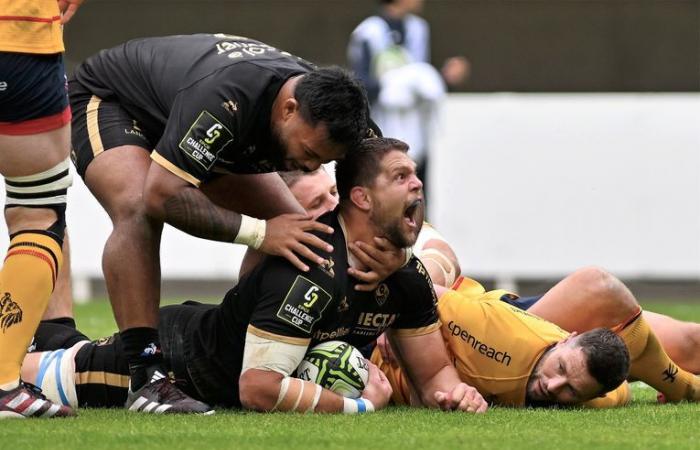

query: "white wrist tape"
left=343, top=397, right=375, bottom=414
left=273, top=377, right=323, bottom=413
left=235, top=215, right=266, bottom=249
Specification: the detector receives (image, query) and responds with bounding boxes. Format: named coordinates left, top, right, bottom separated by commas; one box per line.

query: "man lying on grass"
left=374, top=275, right=700, bottom=408
left=21, top=137, right=487, bottom=414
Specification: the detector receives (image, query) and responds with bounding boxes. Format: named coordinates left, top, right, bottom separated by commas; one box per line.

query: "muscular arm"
left=389, top=328, right=487, bottom=412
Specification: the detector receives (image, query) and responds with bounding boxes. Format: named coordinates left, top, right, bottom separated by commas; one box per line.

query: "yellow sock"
left=0, top=232, right=62, bottom=387
left=617, top=311, right=699, bottom=402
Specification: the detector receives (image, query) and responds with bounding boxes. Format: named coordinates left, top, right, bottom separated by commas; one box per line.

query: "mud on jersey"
left=72, top=34, right=315, bottom=184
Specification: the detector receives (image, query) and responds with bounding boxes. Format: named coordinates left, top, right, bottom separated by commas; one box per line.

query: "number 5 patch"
left=178, top=111, right=234, bottom=170
left=276, top=276, right=332, bottom=333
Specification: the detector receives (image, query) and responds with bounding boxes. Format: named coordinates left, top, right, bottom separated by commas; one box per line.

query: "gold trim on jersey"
left=391, top=321, right=441, bottom=337
left=86, top=96, right=105, bottom=157
left=76, top=370, right=130, bottom=388
left=247, top=325, right=311, bottom=346
left=151, top=151, right=201, bottom=187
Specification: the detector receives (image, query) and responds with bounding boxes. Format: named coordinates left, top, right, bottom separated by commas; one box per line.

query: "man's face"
left=526, top=337, right=603, bottom=406
left=290, top=169, right=339, bottom=219
left=366, top=150, right=424, bottom=247
left=271, top=114, right=345, bottom=172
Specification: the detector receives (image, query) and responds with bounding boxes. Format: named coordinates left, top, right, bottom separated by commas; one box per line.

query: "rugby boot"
left=0, top=381, right=75, bottom=419
left=126, top=370, right=214, bottom=415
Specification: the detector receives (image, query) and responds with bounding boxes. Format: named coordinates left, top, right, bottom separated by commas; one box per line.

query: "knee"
left=573, top=266, right=619, bottom=297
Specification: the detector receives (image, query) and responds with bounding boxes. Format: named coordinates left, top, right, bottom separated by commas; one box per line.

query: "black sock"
left=120, top=327, right=164, bottom=391
left=40, top=317, right=77, bottom=329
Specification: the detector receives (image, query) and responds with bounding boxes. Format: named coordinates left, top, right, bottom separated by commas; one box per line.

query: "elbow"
left=239, top=370, right=279, bottom=412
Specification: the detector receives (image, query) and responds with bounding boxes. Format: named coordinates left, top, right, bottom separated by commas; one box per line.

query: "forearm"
left=161, top=186, right=243, bottom=242
left=239, top=369, right=367, bottom=413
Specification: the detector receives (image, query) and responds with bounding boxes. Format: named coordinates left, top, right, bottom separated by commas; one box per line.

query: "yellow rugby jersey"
left=0, top=0, right=64, bottom=53
left=373, top=277, right=630, bottom=408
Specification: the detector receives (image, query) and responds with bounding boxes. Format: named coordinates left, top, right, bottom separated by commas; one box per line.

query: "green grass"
left=5, top=299, right=700, bottom=449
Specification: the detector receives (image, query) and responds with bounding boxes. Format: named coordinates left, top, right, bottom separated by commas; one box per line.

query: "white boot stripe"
left=129, top=397, right=148, bottom=411
left=155, top=404, right=172, bottom=413
left=7, top=392, right=30, bottom=409
left=40, top=404, right=61, bottom=417
left=142, top=402, right=158, bottom=412
left=23, top=399, right=47, bottom=416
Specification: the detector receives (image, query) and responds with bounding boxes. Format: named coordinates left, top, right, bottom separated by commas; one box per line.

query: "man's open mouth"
left=404, top=199, right=422, bottom=227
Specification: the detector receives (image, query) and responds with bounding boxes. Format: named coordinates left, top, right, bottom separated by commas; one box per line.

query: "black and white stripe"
left=5, top=158, right=72, bottom=206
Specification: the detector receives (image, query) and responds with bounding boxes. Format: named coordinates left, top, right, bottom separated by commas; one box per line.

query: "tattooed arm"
left=144, top=161, right=332, bottom=271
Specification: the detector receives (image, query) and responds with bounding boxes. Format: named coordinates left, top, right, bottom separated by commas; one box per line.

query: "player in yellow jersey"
left=0, top=0, right=83, bottom=418
left=374, top=276, right=700, bottom=408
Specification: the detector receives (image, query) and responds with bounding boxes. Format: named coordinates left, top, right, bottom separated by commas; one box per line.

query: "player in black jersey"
left=68, top=34, right=377, bottom=412
left=23, top=137, right=488, bottom=414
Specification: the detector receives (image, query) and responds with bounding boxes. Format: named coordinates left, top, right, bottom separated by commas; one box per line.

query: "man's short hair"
left=295, top=67, right=369, bottom=151
left=335, top=137, right=409, bottom=200
left=575, top=328, right=630, bottom=395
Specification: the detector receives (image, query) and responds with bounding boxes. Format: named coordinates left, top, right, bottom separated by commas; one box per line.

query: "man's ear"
left=282, top=97, right=299, bottom=120
left=350, top=186, right=371, bottom=211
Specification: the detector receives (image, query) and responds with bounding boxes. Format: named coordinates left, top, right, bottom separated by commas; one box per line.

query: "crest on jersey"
left=374, top=283, right=390, bottom=306
left=179, top=110, right=234, bottom=170
left=319, top=257, right=335, bottom=278
left=337, top=296, right=350, bottom=313
left=0, top=292, right=22, bottom=333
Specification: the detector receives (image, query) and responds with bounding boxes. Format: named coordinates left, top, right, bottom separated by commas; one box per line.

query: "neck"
left=338, top=205, right=380, bottom=269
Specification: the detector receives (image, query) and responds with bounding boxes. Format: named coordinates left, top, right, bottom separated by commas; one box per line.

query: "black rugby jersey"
left=183, top=209, right=439, bottom=406
left=72, top=33, right=315, bottom=184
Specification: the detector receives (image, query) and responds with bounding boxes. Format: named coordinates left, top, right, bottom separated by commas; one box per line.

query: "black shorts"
left=68, top=80, right=158, bottom=178
left=0, top=52, right=70, bottom=134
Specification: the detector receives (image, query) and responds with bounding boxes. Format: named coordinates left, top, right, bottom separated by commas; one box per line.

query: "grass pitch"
left=4, top=299, right=700, bottom=450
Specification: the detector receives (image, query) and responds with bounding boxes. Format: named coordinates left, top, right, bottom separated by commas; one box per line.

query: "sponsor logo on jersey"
left=277, top=276, right=332, bottom=333
left=337, top=296, right=350, bottom=313
left=447, top=321, right=512, bottom=366
left=179, top=111, right=234, bottom=170
left=356, top=312, right=396, bottom=330
left=124, top=120, right=145, bottom=139
left=662, top=363, right=678, bottom=383
left=313, top=326, right=351, bottom=341
left=374, top=283, right=389, bottom=306
left=0, top=292, right=22, bottom=333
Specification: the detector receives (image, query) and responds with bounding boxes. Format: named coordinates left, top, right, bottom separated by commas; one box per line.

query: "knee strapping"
left=5, top=158, right=71, bottom=241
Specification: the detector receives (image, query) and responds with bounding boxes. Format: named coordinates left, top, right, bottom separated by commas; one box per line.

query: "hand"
left=348, top=237, right=405, bottom=291
left=360, top=360, right=393, bottom=410
left=434, top=382, right=487, bottom=413
left=259, top=213, right=334, bottom=272
left=57, top=0, right=84, bottom=24
left=376, top=333, right=398, bottom=367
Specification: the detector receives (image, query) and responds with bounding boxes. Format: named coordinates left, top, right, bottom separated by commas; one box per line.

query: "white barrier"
left=0, top=93, right=698, bottom=300
left=429, top=93, right=700, bottom=282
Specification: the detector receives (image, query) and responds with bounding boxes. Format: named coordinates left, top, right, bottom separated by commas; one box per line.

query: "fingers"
left=435, top=385, right=488, bottom=413
left=297, top=232, right=333, bottom=254
left=280, top=249, right=309, bottom=272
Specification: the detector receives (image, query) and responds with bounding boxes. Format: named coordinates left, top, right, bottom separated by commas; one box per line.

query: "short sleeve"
left=391, top=257, right=440, bottom=336
left=248, top=257, right=336, bottom=343
left=152, top=69, right=247, bottom=186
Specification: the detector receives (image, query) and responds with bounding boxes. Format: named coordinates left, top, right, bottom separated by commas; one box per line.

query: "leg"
left=528, top=266, right=640, bottom=331
left=41, top=232, right=74, bottom=321
left=643, top=311, right=700, bottom=374
left=84, top=146, right=162, bottom=332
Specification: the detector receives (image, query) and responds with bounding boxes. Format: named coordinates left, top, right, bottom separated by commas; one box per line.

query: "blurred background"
left=8, top=0, right=698, bottom=301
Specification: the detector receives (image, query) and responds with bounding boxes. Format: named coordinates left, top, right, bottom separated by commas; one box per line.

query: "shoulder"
left=352, top=15, right=389, bottom=38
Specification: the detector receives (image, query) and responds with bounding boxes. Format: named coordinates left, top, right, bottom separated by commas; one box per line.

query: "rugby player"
left=23, top=137, right=488, bottom=414
left=374, top=276, right=700, bottom=408
left=68, top=33, right=382, bottom=412
left=0, top=0, right=83, bottom=418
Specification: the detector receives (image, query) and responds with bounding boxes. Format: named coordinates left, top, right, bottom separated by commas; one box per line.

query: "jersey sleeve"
left=152, top=67, right=251, bottom=186
left=247, top=256, right=336, bottom=344
left=391, top=257, right=441, bottom=337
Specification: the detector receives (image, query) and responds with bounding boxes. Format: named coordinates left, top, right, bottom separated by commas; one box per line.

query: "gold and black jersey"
left=186, top=210, right=440, bottom=406
left=71, top=34, right=316, bottom=185
left=0, top=0, right=64, bottom=54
